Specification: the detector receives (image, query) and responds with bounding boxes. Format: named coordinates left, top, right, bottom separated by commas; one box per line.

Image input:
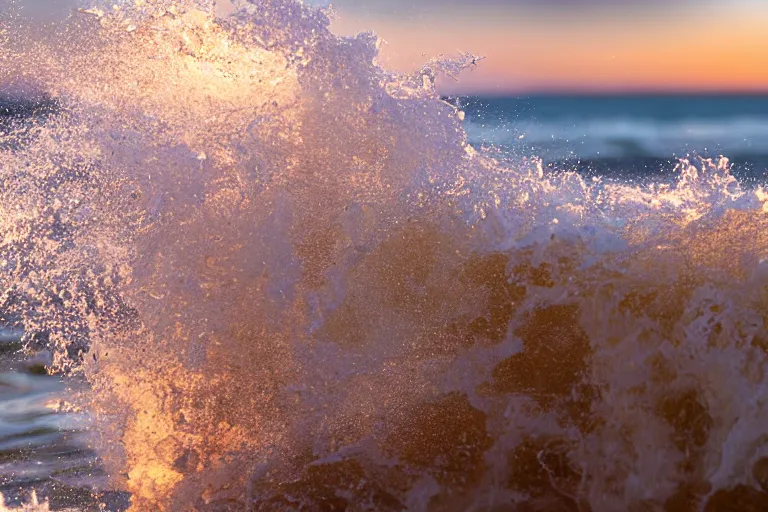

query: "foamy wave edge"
left=2, top=1, right=768, bottom=511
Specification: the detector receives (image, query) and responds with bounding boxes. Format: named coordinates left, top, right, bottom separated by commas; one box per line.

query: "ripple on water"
left=0, top=342, right=129, bottom=511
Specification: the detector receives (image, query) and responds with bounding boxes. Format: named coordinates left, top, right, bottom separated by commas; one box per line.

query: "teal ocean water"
left=455, top=94, right=768, bottom=184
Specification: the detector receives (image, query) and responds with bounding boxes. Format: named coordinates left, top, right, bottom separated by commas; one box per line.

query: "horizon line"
left=438, top=88, right=768, bottom=98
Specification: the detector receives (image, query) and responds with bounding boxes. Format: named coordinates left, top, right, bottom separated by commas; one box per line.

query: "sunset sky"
left=327, top=0, right=768, bottom=95
left=16, top=0, right=768, bottom=95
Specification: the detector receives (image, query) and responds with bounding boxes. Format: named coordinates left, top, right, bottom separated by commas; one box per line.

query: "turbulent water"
left=454, top=95, right=768, bottom=187
left=458, top=95, right=768, bottom=163
left=2, top=1, right=768, bottom=510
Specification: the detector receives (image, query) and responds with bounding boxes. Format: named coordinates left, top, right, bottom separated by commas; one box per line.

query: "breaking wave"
left=464, top=116, right=768, bottom=161
left=2, top=1, right=768, bottom=510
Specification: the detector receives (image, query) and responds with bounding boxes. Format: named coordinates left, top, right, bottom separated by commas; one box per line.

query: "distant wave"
left=464, top=116, right=768, bottom=161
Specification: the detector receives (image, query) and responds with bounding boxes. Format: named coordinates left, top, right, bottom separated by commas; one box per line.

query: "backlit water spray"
left=2, top=1, right=768, bottom=510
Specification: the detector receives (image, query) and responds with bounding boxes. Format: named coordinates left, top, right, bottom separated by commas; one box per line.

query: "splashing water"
left=2, top=0, right=768, bottom=510
left=0, top=493, right=48, bottom=512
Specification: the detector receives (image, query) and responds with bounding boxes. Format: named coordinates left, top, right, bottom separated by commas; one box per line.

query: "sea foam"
left=1, top=1, right=768, bottom=510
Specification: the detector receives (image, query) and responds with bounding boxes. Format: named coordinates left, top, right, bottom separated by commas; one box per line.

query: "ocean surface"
left=454, top=94, right=768, bottom=184
left=2, top=1, right=768, bottom=511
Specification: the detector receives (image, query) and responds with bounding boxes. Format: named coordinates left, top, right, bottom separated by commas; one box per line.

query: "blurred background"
left=18, top=0, right=768, bottom=95
left=324, top=0, right=768, bottom=183
left=329, top=0, right=768, bottom=95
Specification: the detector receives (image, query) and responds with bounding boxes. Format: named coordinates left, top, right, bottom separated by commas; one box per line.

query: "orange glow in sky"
left=15, top=0, right=768, bottom=94
left=330, top=2, right=768, bottom=94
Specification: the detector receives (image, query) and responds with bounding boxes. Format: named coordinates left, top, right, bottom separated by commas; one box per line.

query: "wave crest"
left=2, top=1, right=768, bottom=510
